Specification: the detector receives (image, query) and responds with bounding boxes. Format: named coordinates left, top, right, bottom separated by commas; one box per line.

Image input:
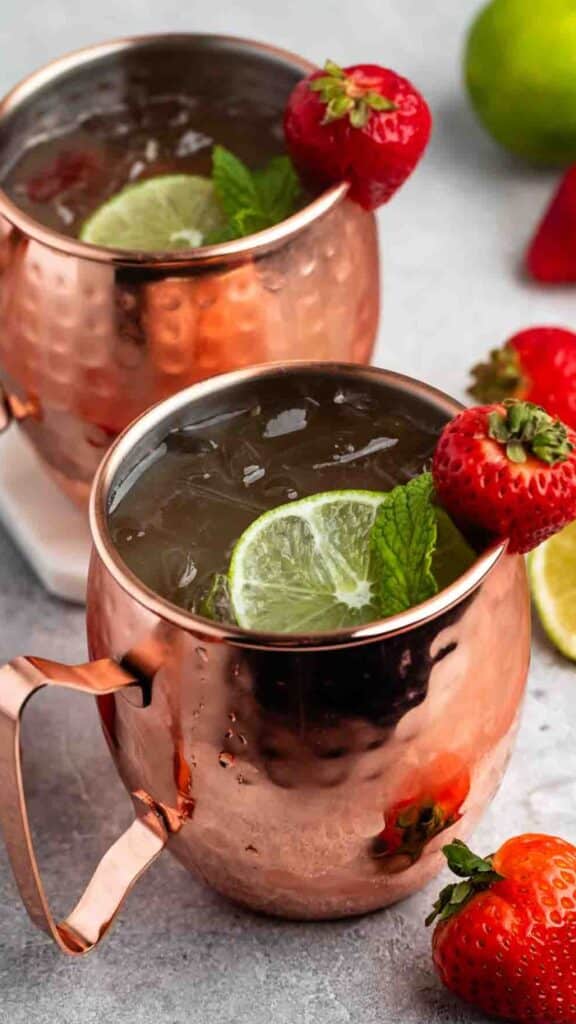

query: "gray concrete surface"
left=1, top=1, right=576, bottom=1022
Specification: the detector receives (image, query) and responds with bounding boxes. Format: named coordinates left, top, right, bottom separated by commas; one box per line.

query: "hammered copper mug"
left=0, top=363, right=530, bottom=956
left=0, top=34, right=379, bottom=506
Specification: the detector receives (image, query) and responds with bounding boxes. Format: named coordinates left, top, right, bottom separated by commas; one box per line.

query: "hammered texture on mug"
left=88, top=550, right=530, bottom=920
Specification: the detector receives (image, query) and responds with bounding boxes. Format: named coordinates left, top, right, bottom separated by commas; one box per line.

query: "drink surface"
left=0, top=93, right=285, bottom=238
left=109, top=376, right=442, bottom=616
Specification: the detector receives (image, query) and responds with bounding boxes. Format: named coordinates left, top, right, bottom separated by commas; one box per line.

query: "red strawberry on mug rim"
left=284, top=59, right=432, bottom=210
left=432, top=400, right=576, bottom=554
left=469, top=326, right=576, bottom=431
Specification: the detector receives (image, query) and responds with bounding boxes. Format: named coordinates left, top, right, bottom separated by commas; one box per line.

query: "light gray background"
left=1, top=2, right=576, bottom=1022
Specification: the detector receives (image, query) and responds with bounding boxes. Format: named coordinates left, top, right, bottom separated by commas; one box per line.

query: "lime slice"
left=432, top=508, right=476, bottom=591
left=80, top=175, right=226, bottom=251
left=229, top=490, right=386, bottom=633
left=528, top=521, right=576, bottom=661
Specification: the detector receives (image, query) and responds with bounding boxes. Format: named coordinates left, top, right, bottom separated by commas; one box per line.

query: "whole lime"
left=465, top=0, right=576, bottom=164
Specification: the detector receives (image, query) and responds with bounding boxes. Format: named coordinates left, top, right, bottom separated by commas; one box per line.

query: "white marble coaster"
left=0, top=430, right=91, bottom=603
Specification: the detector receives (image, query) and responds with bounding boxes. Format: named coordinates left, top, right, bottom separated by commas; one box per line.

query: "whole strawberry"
left=432, top=400, right=576, bottom=554
left=284, top=60, right=432, bottom=210
left=470, top=326, right=576, bottom=431
left=428, top=836, right=576, bottom=1024
left=527, top=166, right=576, bottom=283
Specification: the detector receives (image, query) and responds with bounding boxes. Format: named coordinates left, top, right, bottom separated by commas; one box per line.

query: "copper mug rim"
left=0, top=32, right=348, bottom=267
left=89, top=360, right=507, bottom=652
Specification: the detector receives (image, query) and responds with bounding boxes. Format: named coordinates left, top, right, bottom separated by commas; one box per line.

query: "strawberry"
left=283, top=59, right=432, bottom=211
left=527, top=166, right=576, bottom=283
left=470, top=326, right=576, bottom=431
left=432, top=400, right=576, bottom=554
left=428, top=835, right=576, bottom=1024
left=373, top=753, right=470, bottom=865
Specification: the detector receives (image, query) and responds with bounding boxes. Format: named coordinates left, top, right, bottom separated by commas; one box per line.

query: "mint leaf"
left=254, top=156, right=301, bottom=223
left=432, top=508, right=476, bottom=591
left=231, top=207, right=271, bottom=237
left=371, top=472, right=438, bottom=617
left=212, top=145, right=260, bottom=222
left=204, top=222, right=240, bottom=244
left=198, top=573, right=235, bottom=623
left=209, top=146, right=301, bottom=243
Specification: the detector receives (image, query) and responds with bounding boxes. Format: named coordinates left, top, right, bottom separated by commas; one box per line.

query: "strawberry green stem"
left=425, top=839, right=503, bottom=926
left=487, top=400, right=573, bottom=465
left=469, top=344, right=524, bottom=403
left=310, top=59, right=396, bottom=128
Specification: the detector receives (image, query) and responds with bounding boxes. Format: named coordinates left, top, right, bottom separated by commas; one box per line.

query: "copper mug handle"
left=0, top=656, right=169, bottom=956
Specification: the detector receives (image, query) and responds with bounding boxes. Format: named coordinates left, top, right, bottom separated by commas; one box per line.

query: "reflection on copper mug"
left=0, top=363, right=530, bottom=956
left=0, top=35, right=379, bottom=506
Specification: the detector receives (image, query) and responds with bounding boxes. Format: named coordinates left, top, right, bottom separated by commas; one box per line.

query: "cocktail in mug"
left=0, top=364, right=530, bottom=954
left=0, top=36, right=379, bottom=503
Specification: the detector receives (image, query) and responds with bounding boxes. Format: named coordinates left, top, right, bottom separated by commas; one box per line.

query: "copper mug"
left=0, top=34, right=379, bottom=506
left=0, top=363, right=530, bottom=956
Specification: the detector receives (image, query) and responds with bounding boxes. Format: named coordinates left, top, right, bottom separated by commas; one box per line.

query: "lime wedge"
left=528, top=521, right=576, bottom=661
left=432, top=508, right=477, bottom=591
left=80, top=175, right=226, bottom=251
left=229, top=490, right=386, bottom=633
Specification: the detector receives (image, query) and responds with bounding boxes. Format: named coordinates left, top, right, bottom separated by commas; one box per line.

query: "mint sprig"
left=371, top=472, right=439, bottom=617
left=370, top=473, right=477, bottom=618
left=198, top=573, right=235, bottom=623
left=207, top=146, right=301, bottom=243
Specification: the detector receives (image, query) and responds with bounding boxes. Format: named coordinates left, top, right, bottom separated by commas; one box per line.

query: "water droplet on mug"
left=218, top=751, right=235, bottom=768
left=196, top=646, right=208, bottom=665
left=299, top=255, right=316, bottom=277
